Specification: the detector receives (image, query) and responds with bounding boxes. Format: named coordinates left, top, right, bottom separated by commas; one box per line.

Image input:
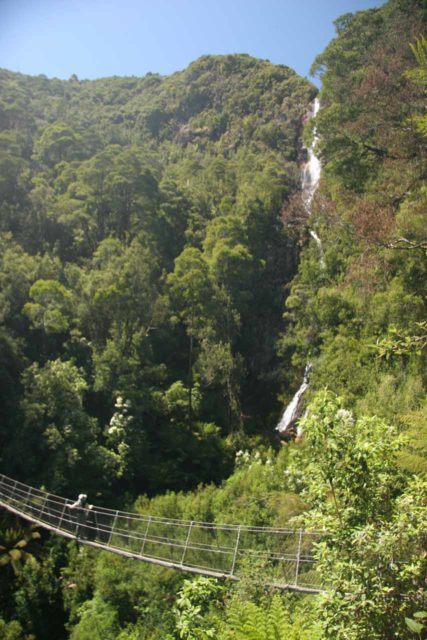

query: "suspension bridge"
left=0, top=473, right=323, bottom=594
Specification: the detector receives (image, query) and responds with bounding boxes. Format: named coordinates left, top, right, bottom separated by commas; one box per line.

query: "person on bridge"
left=67, top=493, right=88, bottom=538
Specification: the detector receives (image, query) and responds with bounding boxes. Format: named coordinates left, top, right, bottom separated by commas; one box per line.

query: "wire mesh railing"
left=0, top=473, right=324, bottom=593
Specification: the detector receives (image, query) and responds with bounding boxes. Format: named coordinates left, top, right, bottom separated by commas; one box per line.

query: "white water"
left=303, top=98, right=324, bottom=268
left=276, top=364, right=311, bottom=435
left=309, top=229, right=326, bottom=269
left=301, top=98, right=321, bottom=210
left=276, top=98, right=322, bottom=438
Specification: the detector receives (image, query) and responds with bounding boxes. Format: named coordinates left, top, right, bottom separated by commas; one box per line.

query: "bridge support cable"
left=295, top=528, right=303, bottom=586
left=0, top=473, right=324, bottom=593
left=230, top=525, right=241, bottom=576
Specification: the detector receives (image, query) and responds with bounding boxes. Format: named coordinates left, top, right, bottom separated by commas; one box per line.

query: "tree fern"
left=218, top=595, right=318, bottom=640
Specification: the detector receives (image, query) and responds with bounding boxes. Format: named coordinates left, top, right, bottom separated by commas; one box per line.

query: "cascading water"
left=303, top=98, right=325, bottom=267
left=276, top=363, right=311, bottom=439
left=276, top=98, right=322, bottom=440
left=301, top=97, right=321, bottom=210
left=309, top=229, right=325, bottom=269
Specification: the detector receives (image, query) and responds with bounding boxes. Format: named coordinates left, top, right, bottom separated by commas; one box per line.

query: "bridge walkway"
left=0, top=473, right=323, bottom=594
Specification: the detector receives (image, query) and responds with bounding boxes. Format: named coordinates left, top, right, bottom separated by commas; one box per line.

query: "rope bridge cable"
left=0, top=473, right=324, bottom=594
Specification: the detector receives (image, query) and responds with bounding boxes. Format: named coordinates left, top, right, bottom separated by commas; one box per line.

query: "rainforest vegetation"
left=0, top=0, right=426, bottom=638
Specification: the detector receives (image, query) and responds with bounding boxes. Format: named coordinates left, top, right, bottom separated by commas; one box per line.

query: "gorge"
left=0, top=1, right=425, bottom=638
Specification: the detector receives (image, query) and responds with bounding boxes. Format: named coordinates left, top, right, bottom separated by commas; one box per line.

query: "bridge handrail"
left=0, top=473, right=325, bottom=534
left=0, top=473, right=324, bottom=594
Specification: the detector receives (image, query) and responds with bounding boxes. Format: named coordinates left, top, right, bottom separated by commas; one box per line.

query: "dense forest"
left=0, top=0, right=426, bottom=638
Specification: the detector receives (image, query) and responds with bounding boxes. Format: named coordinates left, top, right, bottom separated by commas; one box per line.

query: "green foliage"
left=61, top=545, right=97, bottom=628
left=298, top=392, right=427, bottom=640
left=374, top=321, right=427, bottom=361
left=135, top=445, right=305, bottom=530
left=397, top=402, right=427, bottom=476
left=23, top=279, right=73, bottom=334
left=173, top=577, right=224, bottom=639
left=0, top=3, right=426, bottom=638
left=0, top=524, right=41, bottom=576
left=0, top=62, right=309, bottom=560
left=282, top=0, right=426, bottom=429
left=316, top=477, right=427, bottom=640
left=13, top=552, right=66, bottom=640
left=167, top=576, right=320, bottom=640
left=0, top=619, right=31, bottom=640
left=299, top=390, right=406, bottom=527
left=63, top=547, right=183, bottom=640
left=69, top=594, right=120, bottom=640
left=217, top=593, right=320, bottom=640
left=18, top=359, right=110, bottom=494
left=408, top=35, right=427, bottom=137
left=405, top=611, right=427, bottom=636
left=33, top=122, right=81, bottom=167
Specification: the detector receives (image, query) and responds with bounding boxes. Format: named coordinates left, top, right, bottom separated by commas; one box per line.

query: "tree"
left=23, top=279, right=73, bottom=335
left=0, top=132, right=28, bottom=209
left=69, top=145, right=159, bottom=243
left=33, top=122, right=81, bottom=168
left=168, top=247, right=212, bottom=424
left=172, top=576, right=224, bottom=640
left=297, top=391, right=427, bottom=640
left=18, top=359, right=109, bottom=494
left=0, top=619, right=28, bottom=640
left=69, top=595, right=120, bottom=640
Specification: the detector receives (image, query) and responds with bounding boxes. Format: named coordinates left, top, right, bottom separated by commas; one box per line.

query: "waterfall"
left=301, top=97, right=321, bottom=210
left=276, top=364, right=311, bottom=438
left=303, top=98, right=324, bottom=266
left=276, top=98, right=322, bottom=440
left=309, top=229, right=326, bottom=269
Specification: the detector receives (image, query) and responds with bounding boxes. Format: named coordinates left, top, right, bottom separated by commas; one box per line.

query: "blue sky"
left=0, top=0, right=383, bottom=81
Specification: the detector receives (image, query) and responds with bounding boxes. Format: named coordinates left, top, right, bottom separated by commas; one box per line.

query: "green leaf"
left=405, top=618, right=424, bottom=633
left=15, top=539, right=28, bottom=549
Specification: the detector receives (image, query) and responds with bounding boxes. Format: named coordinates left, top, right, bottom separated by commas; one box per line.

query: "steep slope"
left=0, top=3, right=426, bottom=640
left=280, top=0, right=426, bottom=429
left=0, top=56, right=314, bottom=498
